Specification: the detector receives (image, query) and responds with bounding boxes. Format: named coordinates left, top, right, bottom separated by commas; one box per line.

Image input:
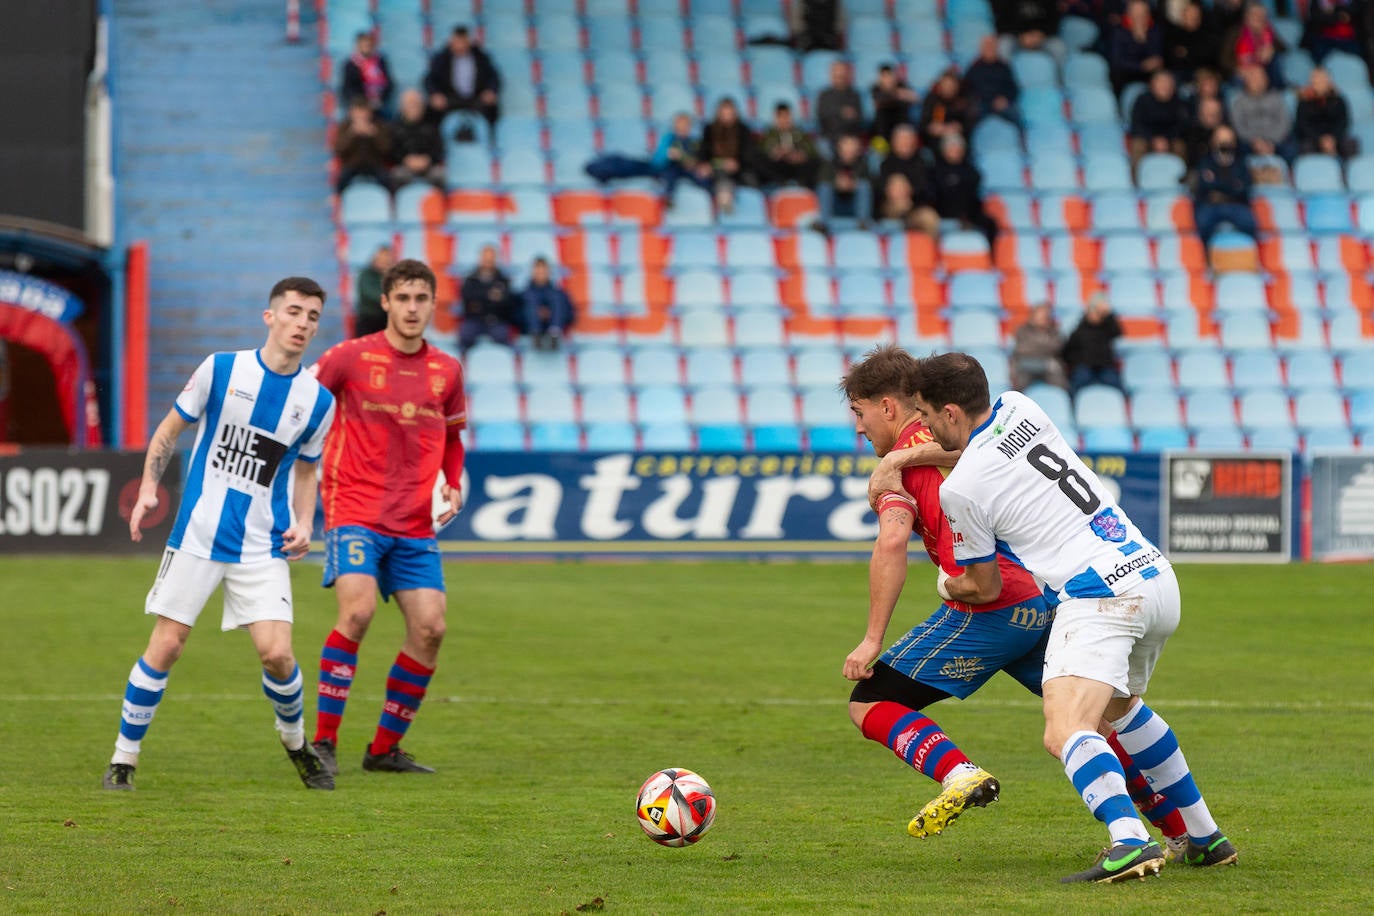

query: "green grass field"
left=0, top=557, right=1370, bottom=914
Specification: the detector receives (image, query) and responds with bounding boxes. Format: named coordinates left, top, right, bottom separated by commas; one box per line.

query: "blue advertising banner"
left=428, top=451, right=1165, bottom=559
left=0, top=269, right=85, bottom=322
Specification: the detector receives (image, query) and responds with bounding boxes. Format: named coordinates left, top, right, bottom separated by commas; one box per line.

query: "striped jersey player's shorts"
left=145, top=547, right=294, bottom=631
left=1042, top=564, right=1182, bottom=699
left=878, top=597, right=1054, bottom=699
left=322, top=525, right=445, bottom=601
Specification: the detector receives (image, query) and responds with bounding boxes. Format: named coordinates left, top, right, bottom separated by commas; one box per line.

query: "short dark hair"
left=775, top=101, right=792, bottom=113
left=879, top=64, right=895, bottom=74
left=452, top=25, right=470, bottom=37
left=911, top=352, right=991, bottom=415
left=840, top=344, right=920, bottom=404
left=269, top=276, right=326, bottom=306
left=382, top=258, right=436, bottom=297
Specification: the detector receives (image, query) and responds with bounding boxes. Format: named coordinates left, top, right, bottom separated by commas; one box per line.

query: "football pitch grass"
left=1, top=557, right=1370, bottom=914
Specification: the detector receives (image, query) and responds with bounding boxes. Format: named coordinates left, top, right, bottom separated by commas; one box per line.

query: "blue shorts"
left=322, top=526, right=445, bottom=601
left=878, top=598, right=1053, bottom=699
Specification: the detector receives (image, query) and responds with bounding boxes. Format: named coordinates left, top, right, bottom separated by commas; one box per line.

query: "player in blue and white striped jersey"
left=102, top=277, right=338, bottom=792
left=910, top=352, right=1238, bottom=884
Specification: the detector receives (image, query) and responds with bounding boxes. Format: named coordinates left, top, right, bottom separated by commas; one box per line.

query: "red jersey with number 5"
left=874, top=420, right=1041, bottom=612
left=312, top=333, right=466, bottom=538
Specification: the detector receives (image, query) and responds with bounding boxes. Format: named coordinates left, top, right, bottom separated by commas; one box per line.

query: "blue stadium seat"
left=833, top=231, right=885, bottom=270
left=647, top=84, right=699, bottom=124
left=1104, top=271, right=1159, bottom=316
left=722, top=230, right=776, bottom=272
left=482, top=14, right=530, bottom=50
left=574, top=344, right=627, bottom=386
left=1025, top=383, right=1075, bottom=434
left=1128, top=386, right=1184, bottom=429
left=639, top=17, right=687, bottom=52
left=1213, top=273, right=1269, bottom=316
left=587, top=19, right=636, bottom=57
left=1082, top=426, right=1135, bottom=451
left=679, top=310, right=733, bottom=348
left=1062, top=51, right=1108, bottom=86
left=1059, top=15, right=1100, bottom=50
left=664, top=185, right=715, bottom=227
left=1191, top=425, right=1244, bottom=448
left=1219, top=314, right=1273, bottom=350
left=635, top=384, right=690, bottom=425
left=752, top=425, right=803, bottom=450
left=640, top=421, right=693, bottom=450
left=645, top=52, right=692, bottom=89
left=669, top=231, right=721, bottom=269
left=1280, top=48, right=1315, bottom=87
left=803, top=273, right=837, bottom=312
left=1030, top=157, right=1080, bottom=192
left=530, top=421, right=582, bottom=449
left=729, top=271, right=779, bottom=309
left=472, top=421, right=526, bottom=451
left=1305, top=195, right=1354, bottom=234
left=506, top=188, right=554, bottom=227
left=836, top=274, right=889, bottom=315
left=1075, top=384, right=1129, bottom=428
left=740, top=348, right=791, bottom=389
left=733, top=311, right=786, bottom=347
left=499, top=149, right=548, bottom=186
left=800, top=386, right=847, bottom=427
left=1012, top=50, right=1058, bottom=88
left=1136, top=153, right=1186, bottom=192
left=468, top=382, right=521, bottom=424
left=1340, top=350, right=1374, bottom=390
left=691, top=385, right=744, bottom=425
left=1285, top=351, right=1340, bottom=393
left=696, top=425, right=748, bottom=451
left=807, top=425, right=860, bottom=451
left=745, top=386, right=797, bottom=425
left=1247, top=426, right=1300, bottom=450
left=1122, top=350, right=1174, bottom=392
left=948, top=271, right=1001, bottom=309
left=692, top=15, right=740, bottom=53
left=629, top=347, right=682, bottom=386
left=1294, top=154, right=1345, bottom=193
left=584, top=421, right=638, bottom=451
left=597, top=84, right=646, bottom=120
left=1138, top=426, right=1190, bottom=450
left=948, top=309, right=1003, bottom=347
left=1184, top=391, right=1237, bottom=428
left=1230, top=349, right=1282, bottom=391
left=465, top=342, right=519, bottom=385
left=1238, top=388, right=1292, bottom=429
left=1304, top=427, right=1356, bottom=449
left=978, top=150, right=1029, bottom=192
left=340, top=183, right=393, bottom=227
left=1177, top=350, right=1230, bottom=393
left=1101, top=235, right=1153, bottom=272
left=580, top=385, right=634, bottom=424
left=1092, top=192, right=1143, bottom=231
left=684, top=348, right=736, bottom=387
left=521, top=351, right=575, bottom=389
left=721, top=188, right=769, bottom=227
left=794, top=348, right=845, bottom=388
left=1352, top=390, right=1374, bottom=427
left=1293, top=389, right=1349, bottom=432
left=1070, top=87, right=1119, bottom=123
left=1083, top=154, right=1133, bottom=193
left=1346, top=155, right=1374, bottom=195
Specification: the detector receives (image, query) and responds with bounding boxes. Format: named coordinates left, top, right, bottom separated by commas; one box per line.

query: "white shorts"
left=1042, top=565, right=1181, bottom=698
left=145, top=548, right=294, bottom=631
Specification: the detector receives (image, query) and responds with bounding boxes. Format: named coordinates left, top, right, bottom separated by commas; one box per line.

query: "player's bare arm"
left=130, top=409, right=193, bottom=541
left=436, top=483, right=463, bottom=526
left=281, top=459, right=319, bottom=560
left=844, top=502, right=916, bottom=682
left=941, top=559, right=1002, bottom=606
left=868, top=441, right=963, bottom=509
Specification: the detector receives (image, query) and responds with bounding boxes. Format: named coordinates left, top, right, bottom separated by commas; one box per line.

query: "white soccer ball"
left=635, top=768, right=716, bottom=847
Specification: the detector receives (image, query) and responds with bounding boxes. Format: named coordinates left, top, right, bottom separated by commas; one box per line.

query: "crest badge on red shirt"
left=430, top=375, right=445, bottom=398
left=370, top=366, right=387, bottom=390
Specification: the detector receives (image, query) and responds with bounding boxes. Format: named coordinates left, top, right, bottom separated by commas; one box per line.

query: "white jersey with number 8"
left=939, top=391, right=1170, bottom=601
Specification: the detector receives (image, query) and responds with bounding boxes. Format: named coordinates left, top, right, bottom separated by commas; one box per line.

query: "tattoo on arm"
left=145, top=434, right=175, bottom=485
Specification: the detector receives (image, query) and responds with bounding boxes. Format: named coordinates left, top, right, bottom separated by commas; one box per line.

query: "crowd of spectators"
left=334, top=25, right=504, bottom=193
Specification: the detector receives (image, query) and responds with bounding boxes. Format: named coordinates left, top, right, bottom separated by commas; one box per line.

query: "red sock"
left=861, top=701, right=970, bottom=783
left=369, top=652, right=435, bottom=756
left=1108, top=730, right=1188, bottom=838
left=315, top=629, right=359, bottom=744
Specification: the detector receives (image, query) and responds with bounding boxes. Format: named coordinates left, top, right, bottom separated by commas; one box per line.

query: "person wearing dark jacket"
left=390, top=89, right=447, bottom=189
left=1303, top=0, right=1363, bottom=62
left=931, top=135, right=998, bottom=245
left=870, top=64, right=919, bottom=145
left=354, top=245, right=394, bottom=338
left=818, top=133, right=873, bottom=224
left=1163, top=2, right=1221, bottom=79
left=459, top=245, right=519, bottom=350
left=918, top=70, right=974, bottom=153
left=1128, top=70, right=1189, bottom=164
left=424, top=25, right=502, bottom=133
left=875, top=124, right=938, bottom=233
left=341, top=32, right=394, bottom=115
left=963, top=36, right=1021, bottom=123
left=694, top=97, right=756, bottom=214
left=520, top=257, right=575, bottom=350
left=1109, top=0, right=1165, bottom=95
left=1184, top=96, right=1229, bottom=169
left=1193, top=125, right=1258, bottom=245
left=815, top=60, right=867, bottom=147
left=334, top=99, right=392, bottom=192
left=1062, top=293, right=1124, bottom=395
left=1295, top=67, right=1354, bottom=157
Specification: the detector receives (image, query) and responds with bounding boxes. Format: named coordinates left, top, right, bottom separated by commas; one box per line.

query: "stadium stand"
left=312, top=0, right=1374, bottom=454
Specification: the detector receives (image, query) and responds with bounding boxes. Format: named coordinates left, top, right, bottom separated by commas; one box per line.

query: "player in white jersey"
left=908, top=352, right=1237, bottom=884
left=101, top=278, right=338, bottom=792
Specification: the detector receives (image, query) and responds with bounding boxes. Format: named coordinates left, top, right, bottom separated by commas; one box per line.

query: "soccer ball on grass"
left=635, top=768, right=716, bottom=847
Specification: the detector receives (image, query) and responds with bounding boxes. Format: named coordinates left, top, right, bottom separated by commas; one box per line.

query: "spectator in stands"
left=652, top=112, right=710, bottom=203
left=756, top=102, right=821, bottom=188
left=870, top=64, right=919, bottom=147
left=424, top=25, right=501, bottom=139
left=341, top=31, right=394, bottom=117
left=354, top=244, right=394, bottom=338
left=992, top=0, right=1061, bottom=50
left=1303, top=0, right=1363, bottom=63
left=1225, top=2, right=1284, bottom=86
left=1185, top=96, right=1230, bottom=168
left=918, top=70, right=974, bottom=153
left=789, top=0, right=845, bottom=51
left=389, top=89, right=446, bottom=190
left=1109, top=0, right=1165, bottom=96
left=459, top=244, right=519, bottom=350
left=1129, top=69, right=1189, bottom=165
left=1164, top=2, right=1221, bottom=79
left=1010, top=303, right=1068, bottom=391
left=1191, top=66, right=1224, bottom=110
left=816, top=60, right=867, bottom=149
left=876, top=125, right=938, bottom=234
left=1061, top=293, right=1124, bottom=395
left=1193, top=124, right=1259, bottom=245
left=1296, top=67, right=1355, bottom=158
left=520, top=256, right=575, bottom=351
left=1230, top=64, right=1297, bottom=163
left=334, top=98, right=392, bottom=192
left=695, top=97, right=756, bottom=215
left=817, top=133, right=873, bottom=227
left=931, top=134, right=998, bottom=246
left=963, top=35, right=1021, bottom=125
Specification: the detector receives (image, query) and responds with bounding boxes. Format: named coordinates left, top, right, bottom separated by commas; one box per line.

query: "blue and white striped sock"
left=113, top=657, right=168, bottom=766
left=1062, top=730, right=1152, bottom=847
left=263, top=664, right=305, bottom=751
left=1110, top=701, right=1220, bottom=844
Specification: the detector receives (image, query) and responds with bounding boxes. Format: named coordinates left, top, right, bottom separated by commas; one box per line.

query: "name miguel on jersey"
left=210, top=423, right=288, bottom=489
left=994, top=418, right=1042, bottom=459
